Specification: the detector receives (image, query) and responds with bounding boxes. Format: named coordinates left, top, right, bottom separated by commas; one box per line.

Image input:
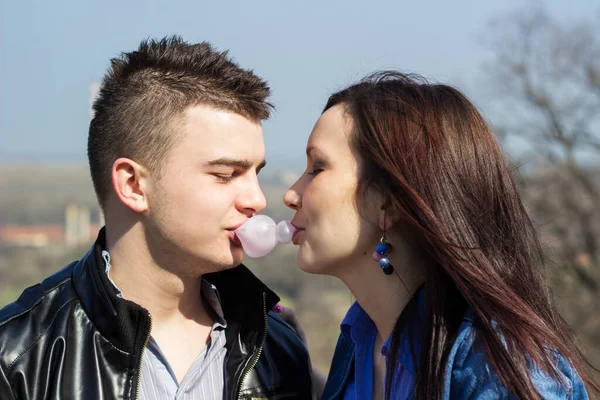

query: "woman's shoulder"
left=444, top=312, right=589, bottom=400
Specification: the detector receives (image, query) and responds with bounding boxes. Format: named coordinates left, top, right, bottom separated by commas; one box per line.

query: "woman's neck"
left=338, top=250, right=425, bottom=341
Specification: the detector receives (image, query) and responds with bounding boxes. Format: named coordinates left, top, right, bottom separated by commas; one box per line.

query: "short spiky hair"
left=88, top=36, right=272, bottom=207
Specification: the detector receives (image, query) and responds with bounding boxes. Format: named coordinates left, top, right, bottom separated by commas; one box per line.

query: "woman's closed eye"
left=307, top=163, right=324, bottom=176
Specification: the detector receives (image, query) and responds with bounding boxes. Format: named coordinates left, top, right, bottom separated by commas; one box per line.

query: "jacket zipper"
left=236, top=292, right=268, bottom=400
left=135, top=313, right=152, bottom=400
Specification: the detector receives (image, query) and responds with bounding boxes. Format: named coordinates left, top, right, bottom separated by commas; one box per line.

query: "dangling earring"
left=372, top=231, right=394, bottom=275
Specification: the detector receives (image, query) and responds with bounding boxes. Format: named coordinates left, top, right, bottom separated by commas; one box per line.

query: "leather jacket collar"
left=71, top=228, right=281, bottom=399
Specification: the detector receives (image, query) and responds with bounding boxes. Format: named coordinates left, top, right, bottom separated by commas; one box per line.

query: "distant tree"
left=482, top=5, right=600, bottom=367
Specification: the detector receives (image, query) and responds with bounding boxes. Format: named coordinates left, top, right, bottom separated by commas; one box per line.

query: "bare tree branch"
left=481, top=5, right=600, bottom=303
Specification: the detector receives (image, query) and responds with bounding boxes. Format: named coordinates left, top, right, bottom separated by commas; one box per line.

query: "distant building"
left=65, top=203, right=92, bottom=248
left=0, top=225, right=64, bottom=248
left=0, top=203, right=100, bottom=248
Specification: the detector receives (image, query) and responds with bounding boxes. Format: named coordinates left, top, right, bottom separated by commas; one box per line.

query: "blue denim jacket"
left=322, top=308, right=589, bottom=399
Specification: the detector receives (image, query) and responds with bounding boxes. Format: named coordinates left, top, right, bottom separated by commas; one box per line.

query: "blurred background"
left=1, top=0, right=599, bottom=376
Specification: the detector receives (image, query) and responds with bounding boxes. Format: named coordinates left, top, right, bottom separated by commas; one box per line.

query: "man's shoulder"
left=255, top=312, right=312, bottom=394
left=263, top=311, right=310, bottom=361
left=266, top=311, right=303, bottom=340
left=0, top=262, right=79, bottom=369
left=0, top=262, right=77, bottom=325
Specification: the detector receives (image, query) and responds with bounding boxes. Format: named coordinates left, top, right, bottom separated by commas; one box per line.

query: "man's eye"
left=215, top=174, right=234, bottom=182
left=307, top=168, right=323, bottom=176
left=212, top=170, right=241, bottom=182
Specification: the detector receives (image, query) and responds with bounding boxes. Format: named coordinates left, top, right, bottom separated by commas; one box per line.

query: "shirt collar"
left=340, top=300, right=376, bottom=346
left=101, top=250, right=227, bottom=328
left=340, top=286, right=425, bottom=374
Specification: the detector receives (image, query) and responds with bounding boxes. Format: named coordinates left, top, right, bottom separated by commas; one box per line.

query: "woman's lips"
left=291, top=225, right=305, bottom=244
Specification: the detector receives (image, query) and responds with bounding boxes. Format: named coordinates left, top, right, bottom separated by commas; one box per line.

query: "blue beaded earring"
left=372, top=232, right=394, bottom=275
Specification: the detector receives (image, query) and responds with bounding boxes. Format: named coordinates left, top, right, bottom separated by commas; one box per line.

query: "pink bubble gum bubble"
left=276, top=220, right=295, bottom=244
left=234, top=215, right=297, bottom=258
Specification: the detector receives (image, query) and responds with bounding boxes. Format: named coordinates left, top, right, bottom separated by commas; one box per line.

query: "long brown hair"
left=324, top=71, right=598, bottom=399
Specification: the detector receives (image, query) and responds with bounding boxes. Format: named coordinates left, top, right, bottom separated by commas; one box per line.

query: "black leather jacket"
left=0, top=231, right=312, bottom=400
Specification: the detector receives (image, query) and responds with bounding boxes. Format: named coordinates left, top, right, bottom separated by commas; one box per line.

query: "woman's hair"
left=324, top=71, right=598, bottom=399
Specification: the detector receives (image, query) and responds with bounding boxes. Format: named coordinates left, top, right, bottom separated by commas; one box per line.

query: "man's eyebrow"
left=257, top=160, right=267, bottom=172
left=206, top=157, right=267, bottom=171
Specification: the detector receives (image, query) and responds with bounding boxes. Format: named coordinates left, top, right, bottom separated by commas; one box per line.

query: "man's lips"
left=227, top=221, right=247, bottom=231
left=227, top=221, right=247, bottom=247
left=227, top=230, right=242, bottom=246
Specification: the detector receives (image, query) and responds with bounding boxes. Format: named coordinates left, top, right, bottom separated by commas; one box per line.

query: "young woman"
left=282, top=72, right=597, bottom=399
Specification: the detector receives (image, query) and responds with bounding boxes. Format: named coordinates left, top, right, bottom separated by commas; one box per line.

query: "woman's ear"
left=379, top=198, right=402, bottom=232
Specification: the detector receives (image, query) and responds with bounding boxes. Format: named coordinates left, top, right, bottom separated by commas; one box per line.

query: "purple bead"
left=372, top=251, right=383, bottom=262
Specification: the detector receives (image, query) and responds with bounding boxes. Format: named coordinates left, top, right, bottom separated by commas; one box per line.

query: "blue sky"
left=1, top=0, right=597, bottom=167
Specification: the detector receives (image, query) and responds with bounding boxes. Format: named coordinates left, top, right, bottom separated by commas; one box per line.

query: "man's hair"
left=88, top=36, right=273, bottom=207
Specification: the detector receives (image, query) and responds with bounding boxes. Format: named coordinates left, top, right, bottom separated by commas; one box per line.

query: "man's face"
left=144, top=105, right=267, bottom=275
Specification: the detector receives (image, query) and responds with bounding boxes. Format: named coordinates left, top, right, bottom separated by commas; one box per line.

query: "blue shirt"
left=339, top=301, right=377, bottom=399
left=340, top=290, right=423, bottom=400
left=324, top=291, right=589, bottom=400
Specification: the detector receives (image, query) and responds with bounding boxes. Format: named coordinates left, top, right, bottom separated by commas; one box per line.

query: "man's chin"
left=193, top=243, right=244, bottom=273
left=230, top=242, right=244, bottom=265
left=231, top=255, right=244, bottom=267
left=202, top=258, right=241, bottom=275
left=206, top=250, right=243, bottom=271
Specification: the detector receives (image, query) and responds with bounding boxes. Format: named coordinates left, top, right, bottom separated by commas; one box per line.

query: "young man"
left=0, top=37, right=312, bottom=400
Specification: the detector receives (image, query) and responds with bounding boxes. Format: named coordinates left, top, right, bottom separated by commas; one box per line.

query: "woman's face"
left=284, top=105, right=381, bottom=275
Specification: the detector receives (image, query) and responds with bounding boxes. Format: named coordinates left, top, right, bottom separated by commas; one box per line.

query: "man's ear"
left=111, top=158, right=150, bottom=213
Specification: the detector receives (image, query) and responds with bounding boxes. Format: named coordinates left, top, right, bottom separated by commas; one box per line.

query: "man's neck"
left=106, top=226, right=213, bottom=328
left=105, top=225, right=218, bottom=383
